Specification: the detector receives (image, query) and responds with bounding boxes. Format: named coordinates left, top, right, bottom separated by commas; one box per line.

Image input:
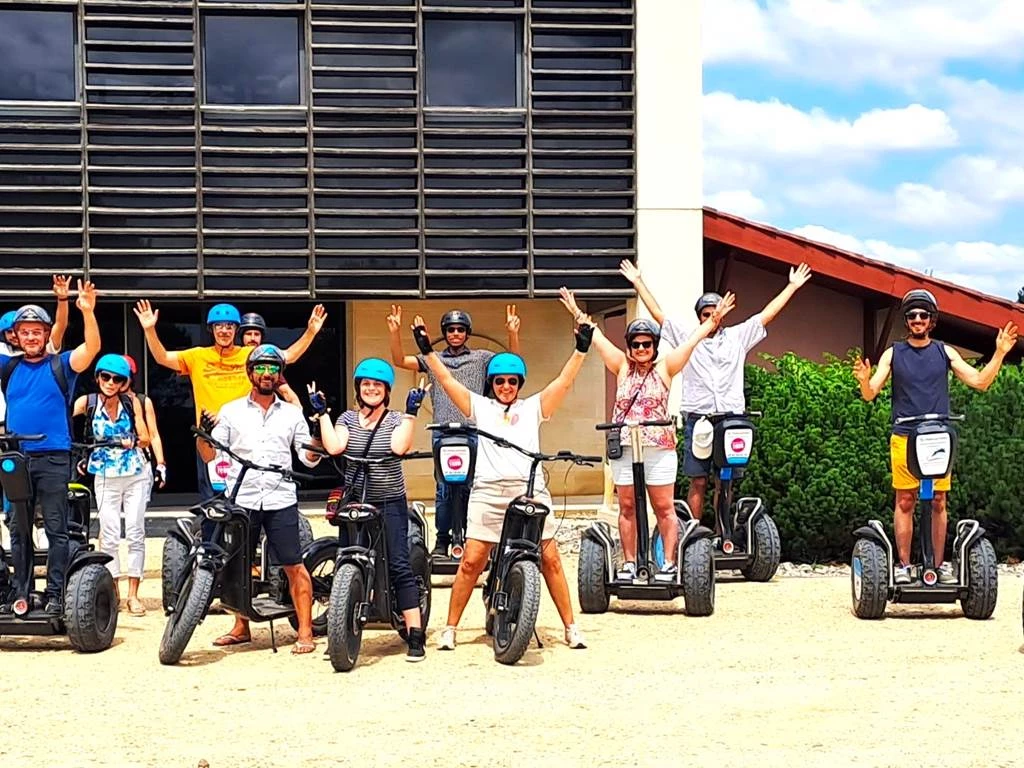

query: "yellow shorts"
left=889, top=434, right=951, bottom=492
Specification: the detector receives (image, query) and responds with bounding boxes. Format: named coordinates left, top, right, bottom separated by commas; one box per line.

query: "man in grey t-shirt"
left=619, top=260, right=811, bottom=520
left=387, top=303, right=521, bottom=556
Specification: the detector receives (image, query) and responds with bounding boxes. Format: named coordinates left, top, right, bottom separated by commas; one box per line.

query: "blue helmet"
left=485, top=352, right=527, bottom=392
left=353, top=358, right=395, bottom=389
left=95, top=353, right=131, bottom=379
left=206, top=303, right=241, bottom=327
left=0, top=310, right=16, bottom=333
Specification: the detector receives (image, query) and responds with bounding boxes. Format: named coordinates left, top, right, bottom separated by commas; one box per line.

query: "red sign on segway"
left=447, top=455, right=464, bottom=471
left=215, top=459, right=231, bottom=480
left=731, top=437, right=746, bottom=453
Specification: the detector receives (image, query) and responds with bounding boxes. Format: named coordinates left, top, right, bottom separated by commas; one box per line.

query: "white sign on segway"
left=914, top=432, right=951, bottom=476
left=723, top=428, right=753, bottom=465
left=439, top=445, right=471, bottom=483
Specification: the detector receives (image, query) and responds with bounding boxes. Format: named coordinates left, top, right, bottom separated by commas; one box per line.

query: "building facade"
left=0, top=0, right=703, bottom=498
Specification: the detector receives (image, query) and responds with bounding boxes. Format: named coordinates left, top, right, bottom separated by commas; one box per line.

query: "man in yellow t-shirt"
left=134, top=301, right=328, bottom=498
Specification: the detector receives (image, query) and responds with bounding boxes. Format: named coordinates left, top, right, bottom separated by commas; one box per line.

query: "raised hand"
left=133, top=299, right=158, bottom=329
left=306, top=381, right=328, bottom=415
left=405, top=383, right=430, bottom=416
left=852, top=357, right=872, bottom=384
left=506, top=304, right=520, bottom=334
left=411, top=315, right=432, bottom=355
left=790, top=262, right=812, bottom=288
left=618, top=259, right=641, bottom=285
left=710, top=291, right=736, bottom=323
left=574, top=322, right=594, bottom=353
left=307, top=304, right=327, bottom=334
left=558, top=286, right=592, bottom=326
left=52, top=274, right=72, bottom=300
left=996, top=322, right=1019, bottom=355
left=386, top=304, right=403, bottom=334
left=75, top=280, right=97, bottom=313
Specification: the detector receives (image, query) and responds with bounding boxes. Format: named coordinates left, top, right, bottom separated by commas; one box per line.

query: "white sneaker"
left=938, top=562, right=957, bottom=585
left=437, top=625, right=456, bottom=651
left=616, top=561, right=637, bottom=581
left=894, top=564, right=913, bottom=585
left=565, top=624, right=587, bottom=649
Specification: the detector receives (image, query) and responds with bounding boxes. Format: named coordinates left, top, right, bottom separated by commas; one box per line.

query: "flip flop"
left=291, top=640, right=316, bottom=655
left=213, top=633, right=251, bottom=647
left=127, top=598, right=146, bottom=617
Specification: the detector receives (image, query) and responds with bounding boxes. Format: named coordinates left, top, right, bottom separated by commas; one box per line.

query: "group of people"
left=0, top=256, right=1016, bottom=661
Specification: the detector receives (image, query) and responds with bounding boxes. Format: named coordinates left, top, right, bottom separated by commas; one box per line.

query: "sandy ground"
left=1, top=533, right=1023, bottom=768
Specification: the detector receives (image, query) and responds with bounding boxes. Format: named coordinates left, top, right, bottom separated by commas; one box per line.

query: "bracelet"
left=57, top=297, right=69, bottom=302
left=401, top=413, right=416, bottom=419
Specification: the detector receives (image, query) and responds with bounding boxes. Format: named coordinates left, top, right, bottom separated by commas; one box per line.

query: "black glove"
left=199, top=409, right=218, bottom=435
left=309, top=416, right=322, bottom=440
left=405, top=387, right=427, bottom=416
left=575, top=323, right=594, bottom=353
left=412, top=323, right=433, bottom=355
left=309, top=389, right=328, bottom=416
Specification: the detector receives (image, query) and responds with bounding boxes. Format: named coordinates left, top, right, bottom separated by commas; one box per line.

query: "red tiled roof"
left=703, top=207, right=1024, bottom=330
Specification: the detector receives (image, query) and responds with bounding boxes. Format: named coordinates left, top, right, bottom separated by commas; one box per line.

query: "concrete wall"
left=347, top=300, right=607, bottom=499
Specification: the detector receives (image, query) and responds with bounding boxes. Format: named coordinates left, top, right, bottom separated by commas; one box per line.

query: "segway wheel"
left=398, top=542, right=432, bottom=641
left=160, top=533, right=190, bottom=613
left=493, top=561, right=542, bottom=665
left=65, top=563, right=118, bottom=653
left=740, top=514, right=781, bottom=582
left=159, top=567, right=215, bottom=665
left=850, top=538, right=888, bottom=620
left=288, top=545, right=334, bottom=638
left=578, top=536, right=610, bottom=614
left=681, top=537, right=715, bottom=617
left=327, top=563, right=365, bottom=672
left=960, top=537, right=997, bottom=620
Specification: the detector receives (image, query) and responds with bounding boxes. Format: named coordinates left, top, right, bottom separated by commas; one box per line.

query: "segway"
left=0, top=433, right=118, bottom=652
left=578, top=419, right=716, bottom=616
left=850, top=413, right=997, bottom=620
left=654, top=411, right=781, bottom=580
left=430, top=426, right=476, bottom=579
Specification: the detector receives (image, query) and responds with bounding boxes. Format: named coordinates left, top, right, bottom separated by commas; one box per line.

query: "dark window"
left=0, top=10, right=76, bottom=102
left=424, top=18, right=522, bottom=107
left=202, top=15, right=302, bottom=105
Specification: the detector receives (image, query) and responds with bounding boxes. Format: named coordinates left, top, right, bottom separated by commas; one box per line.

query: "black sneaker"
left=43, top=599, right=63, bottom=617
left=430, top=541, right=449, bottom=559
left=406, top=627, right=426, bottom=662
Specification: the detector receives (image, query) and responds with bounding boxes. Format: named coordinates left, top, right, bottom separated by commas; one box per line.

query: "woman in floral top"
left=72, top=354, right=150, bottom=615
left=558, top=288, right=734, bottom=581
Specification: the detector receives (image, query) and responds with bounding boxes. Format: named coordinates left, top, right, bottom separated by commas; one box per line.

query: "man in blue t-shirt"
left=0, top=281, right=101, bottom=616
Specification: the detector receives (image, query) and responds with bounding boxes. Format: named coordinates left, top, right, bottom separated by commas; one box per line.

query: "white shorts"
left=610, top=447, right=678, bottom=487
left=466, top=479, right=557, bottom=544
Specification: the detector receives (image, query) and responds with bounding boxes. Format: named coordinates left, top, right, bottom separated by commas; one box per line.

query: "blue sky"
left=702, top=0, right=1024, bottom=299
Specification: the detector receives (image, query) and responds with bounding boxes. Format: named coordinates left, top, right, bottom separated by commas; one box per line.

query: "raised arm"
left=134, top=300, right=180, bottom=371
left=49, top=274, right=71, bottom=351
left=412, top=316, right=472, bottom=417
left=68, top=280, right=101, bottom=374
left=760, top=263, right=812, bottom=326
left=506, top=304, right=522, bottom=355
left=619, top=260, right=666, bottom=326
left=947, top=322, right=1019, bottom=391
left=558, top=287, right=627, bottom=376
left=392, top=383, right=428, bottom=454
left=282, top=304, right=327, bottom=364
left=386, top=304, right=422, bottom=371
left=539, top=324, right=593, bottom=419
left=853, top=346, right=893, bottom=401
left=663, top=292, right=735, bottom=378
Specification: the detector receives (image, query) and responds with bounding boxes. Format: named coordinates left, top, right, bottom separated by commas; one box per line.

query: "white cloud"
left=704, top=92, right=957, bottom=160
left=705, top=190, right=768, bottom=219
left=790, top=224, right=1024, bottom=299
left=936, top=155, right=1024, bottom=204
left=704, top=1, right=1024, bottom=87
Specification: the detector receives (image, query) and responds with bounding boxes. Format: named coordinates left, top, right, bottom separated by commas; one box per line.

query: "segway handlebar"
left=894, top=413, right=965, bottom=425
left=191, top=427, right=321, bottom=485
left=72, top=439, right=128, bottom=451
left=595, top=420, right=673, bottom=431
left=0, top=432, right=46, bottom=448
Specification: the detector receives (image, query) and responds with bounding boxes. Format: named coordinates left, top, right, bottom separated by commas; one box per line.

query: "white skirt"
left=466, top=479, right=557, bottom=544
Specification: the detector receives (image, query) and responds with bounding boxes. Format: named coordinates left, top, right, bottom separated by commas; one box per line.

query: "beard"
left=255, top=379, right=276, bottom=395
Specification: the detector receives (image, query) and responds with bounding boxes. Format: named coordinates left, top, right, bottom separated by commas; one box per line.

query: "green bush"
left=676, top=352, right=1024, bottom=563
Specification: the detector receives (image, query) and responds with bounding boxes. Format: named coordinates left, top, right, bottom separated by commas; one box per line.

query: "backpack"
left=83, top=392, right=138, bottom=443
left=0, top=354, right=70, bottom=402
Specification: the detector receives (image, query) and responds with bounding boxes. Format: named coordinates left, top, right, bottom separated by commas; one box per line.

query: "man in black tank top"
left=853, top=289, right=1018, bottom=585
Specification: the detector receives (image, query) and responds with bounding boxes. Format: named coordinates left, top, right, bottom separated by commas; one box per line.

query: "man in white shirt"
left=619, top=260, right=811, bottom=519
left=197, top=344, right=322, bottom=655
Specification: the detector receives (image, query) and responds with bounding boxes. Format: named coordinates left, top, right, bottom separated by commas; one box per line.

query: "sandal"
left=213, top=633, right=251, bottom=647
left=291, top=640, right=316, bottom=655
left=127, top=597, right=146, bottom=617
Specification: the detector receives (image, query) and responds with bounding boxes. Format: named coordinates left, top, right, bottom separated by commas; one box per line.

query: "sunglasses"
left=905, top=310, right=932, bottom=321
left=699, top=311, right=715, bottom=321
left=630, top=341, right=654, bottom=350
left=493, top=376, right=520, bottom=387
left=251, top=364, right=281, bottom=375
left=98, top=372, right=127, bottom=384
left=445, top=325, right=467, bottom=334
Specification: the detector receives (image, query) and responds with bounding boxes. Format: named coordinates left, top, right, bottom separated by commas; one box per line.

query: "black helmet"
left=900, top=289, right=938, bottom=315
left=246, top=343, right=286, bottom=373
left=440, top=309, right=472, bottom=335
left=694, top=292, right=723, bottom=316
left=13, top=304, right=53, bottom=328
left=625, top=318, right=661, bottom=348
left=239, top=312, right=267, bottom=334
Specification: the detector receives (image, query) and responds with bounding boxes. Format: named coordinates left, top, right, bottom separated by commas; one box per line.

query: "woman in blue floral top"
left=72, top=354, right=150, bottom=615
